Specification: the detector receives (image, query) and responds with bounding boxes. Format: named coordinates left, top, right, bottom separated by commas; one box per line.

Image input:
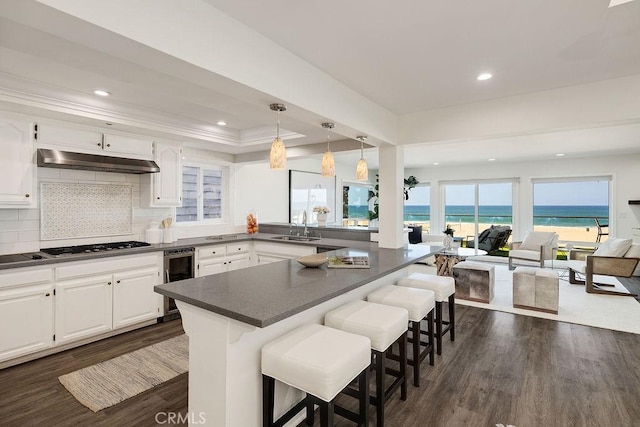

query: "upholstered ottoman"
left=451, top=261, right=495, bottom=303
left=513, top=267, right=559, bottom=314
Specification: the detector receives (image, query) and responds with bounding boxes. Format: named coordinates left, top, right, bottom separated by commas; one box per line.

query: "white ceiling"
left=1, top=0, right=640, bottom=166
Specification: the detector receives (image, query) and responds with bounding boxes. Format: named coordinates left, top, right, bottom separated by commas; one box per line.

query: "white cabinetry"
left=0, top=268, right=53, bottom=363
left=253, top=242, right=316, bottom=265
left=197, top=243, right=251, bottom=277
left=54, top=274, right=113, bottom=345
left=141, top=142, right=182, bottom=207
left=0, top=116, right=35, bottom=208
left=36, top=123, right=153, bottom=159
left=54, top=253, right=162, bottom=345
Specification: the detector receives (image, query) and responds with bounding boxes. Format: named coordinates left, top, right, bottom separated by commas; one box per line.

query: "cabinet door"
left=103, top=134, right=153, bottom=159
left=0, top=117, right=34, bottom=207
left=55, top=275, right=113, bottom=345
left=0, top=284, right=53, bottom=362
left=113, top=267, right=159, bottom=329
left=226, top=253, right=251, bottom=271
left=256, top=253, right=291, bottom=264
left=198, top=257, right=227, bottom=277
left=153, top=142, right=182, bottom=206
left=36, top=123, right=103, bottom=153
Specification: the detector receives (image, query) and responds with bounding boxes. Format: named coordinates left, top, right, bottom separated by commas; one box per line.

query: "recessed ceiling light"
left=488, top=158, right=496, bottom=161
left=217, top=121, right=227, bottom=126
left=433, top=162, right=440, bottom=166
left=556, top=153, right=565, bottom=157
left=477, top=73, right=492, bottom=81
left=93, top=89, right=110, bottom=97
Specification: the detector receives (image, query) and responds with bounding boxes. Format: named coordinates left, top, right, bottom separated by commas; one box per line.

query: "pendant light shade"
left=321, top=122, right=335, bottom=177
left=355, top=136, right=368, bottom=181
left=269, top=103, right=287, bottom=170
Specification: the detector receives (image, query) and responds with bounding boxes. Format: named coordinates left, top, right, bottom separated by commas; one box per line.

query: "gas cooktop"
left=41, top=241, right=151, bottom=257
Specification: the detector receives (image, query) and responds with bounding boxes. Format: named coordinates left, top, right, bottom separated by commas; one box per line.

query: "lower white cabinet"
left=113, top=267, right=160, bottom=328
left=55, top=274, right=113, bottom=345
left=253, top=242, right=316, bottom=265
left=0, top=268, right=54, bottom=362
left=197, top=243, right=251, bottom=277
left=54, top=253, right=162, bottom=346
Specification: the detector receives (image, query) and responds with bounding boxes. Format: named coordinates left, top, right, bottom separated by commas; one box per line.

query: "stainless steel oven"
left=161, top=247, right=195, bottom=321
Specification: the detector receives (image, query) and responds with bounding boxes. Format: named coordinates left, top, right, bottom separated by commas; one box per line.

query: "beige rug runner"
left=59, top=334, right=188, bottom=412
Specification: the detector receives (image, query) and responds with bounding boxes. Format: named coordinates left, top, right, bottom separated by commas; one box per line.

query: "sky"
left=403, top=181, right=609, bottom=206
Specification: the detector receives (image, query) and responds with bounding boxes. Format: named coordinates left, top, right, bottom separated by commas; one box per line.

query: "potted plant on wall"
left=367, top=174, right=419, bottom=225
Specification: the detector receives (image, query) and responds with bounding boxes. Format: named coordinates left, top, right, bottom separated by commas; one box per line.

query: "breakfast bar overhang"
left=155, top=245, right=439, bottom=426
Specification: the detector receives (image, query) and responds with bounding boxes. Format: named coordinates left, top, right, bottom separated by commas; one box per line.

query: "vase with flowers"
left=313, top=206, right=330, bottom=227
left=443, top=224, right=454, bottom=249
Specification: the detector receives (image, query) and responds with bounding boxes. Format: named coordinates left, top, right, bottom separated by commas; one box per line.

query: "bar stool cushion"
left=367, top=285, right=435, bottom=322
left=262, top=323, right=371, bottom=402
left=397, top=273, right=455, bottom=301
left=325, top=300, right=408, bottom=352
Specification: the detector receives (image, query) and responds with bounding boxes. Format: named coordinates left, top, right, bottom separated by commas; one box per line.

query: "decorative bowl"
left=296, top=254, right=328, bottom=268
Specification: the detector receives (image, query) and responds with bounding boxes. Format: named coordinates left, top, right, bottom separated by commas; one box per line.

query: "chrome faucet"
left=289, top=222, right=299, bottom=236
left=302, top=210, right=308, bottom=237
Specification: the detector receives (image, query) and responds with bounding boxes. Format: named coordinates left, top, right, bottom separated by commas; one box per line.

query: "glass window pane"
left=203, top=169, right=222, bottom=219
left=533, top=180, right=609, bottom=243
left=404, top=185, right=430, bottom=231
left=444, top=184, right=475, bottom=237
left=343, top=184, right=371, bottom=226
left=176, top=166, right=199, bottom=222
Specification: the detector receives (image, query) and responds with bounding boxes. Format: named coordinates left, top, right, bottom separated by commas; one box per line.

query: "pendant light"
left=355, top=135, right=369, bottom=181
left=269, top=103, right=287, bottom=170
left=321, top=122, right=335, bottom=177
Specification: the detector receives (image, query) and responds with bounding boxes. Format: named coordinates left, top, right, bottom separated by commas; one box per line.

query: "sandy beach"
left=407, top=221, right=601, bottom=246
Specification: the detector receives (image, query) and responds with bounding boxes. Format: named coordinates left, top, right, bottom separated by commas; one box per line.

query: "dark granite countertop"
left=0, top=233, right=371, bottom=271
left=154, top=244, right=440, bottom=328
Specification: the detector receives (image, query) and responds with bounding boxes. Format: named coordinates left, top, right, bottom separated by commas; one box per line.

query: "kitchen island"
left=155, top=244, right=439, bottom=426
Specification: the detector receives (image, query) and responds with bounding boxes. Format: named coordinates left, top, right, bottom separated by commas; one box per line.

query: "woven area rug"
left=59, top=334, right=188, bottom=412
left=409, top=262, right=640, bottom=334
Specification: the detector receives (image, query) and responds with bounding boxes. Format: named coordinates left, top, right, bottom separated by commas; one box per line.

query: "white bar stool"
left=325, top=300, right=408, bottom=427
left=367, top=285, right=435, bottom=387
left=262, top=323, right=371, bottom=427
left=397, top=273, right=455, bottom=355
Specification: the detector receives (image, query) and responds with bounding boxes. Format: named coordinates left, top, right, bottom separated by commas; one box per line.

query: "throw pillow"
left=594, top=238, right=633, bottom=257
left=519, top=232, right=556, bottom=251
left=623, top=244, right=640, bottom=258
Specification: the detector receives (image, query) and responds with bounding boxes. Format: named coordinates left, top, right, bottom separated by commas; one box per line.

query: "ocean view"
left=347, top=205, right=608, bottom=227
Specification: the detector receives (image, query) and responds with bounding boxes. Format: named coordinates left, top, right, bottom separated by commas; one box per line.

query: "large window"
left=342, top=183, right=371, bottom=226
left=404, top=184, right=430, bottom=230
left=532, top=177, right=610, bottom=242
left=176, top=165, right=226, bottom=223
left=444, top=181, right=513, bottom=244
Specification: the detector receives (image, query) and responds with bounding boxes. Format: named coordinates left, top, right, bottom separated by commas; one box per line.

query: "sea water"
left=347, top=205, right=608, bottom=227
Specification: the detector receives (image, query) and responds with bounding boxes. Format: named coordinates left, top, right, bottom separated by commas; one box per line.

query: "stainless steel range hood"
left=37, top=149, right=160, bottom=174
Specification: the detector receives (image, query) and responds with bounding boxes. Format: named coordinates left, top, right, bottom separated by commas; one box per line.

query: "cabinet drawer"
left=0, top=268, right=52, bottom=290
left=55, top=253, right=161, bottom=281
left=226, top=243, right=250, bottom=255
left=197, top=245, right=226, bottom=260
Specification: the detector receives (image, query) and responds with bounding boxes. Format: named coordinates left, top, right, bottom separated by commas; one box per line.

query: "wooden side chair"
left=594, top=218, right=609, bottom=243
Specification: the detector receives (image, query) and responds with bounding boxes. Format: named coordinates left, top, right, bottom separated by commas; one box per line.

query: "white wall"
left=405, top=154, right=640, bottom=242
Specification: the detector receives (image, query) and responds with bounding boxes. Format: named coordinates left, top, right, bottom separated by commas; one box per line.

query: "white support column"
left=378, top=145, right=405, bottom=249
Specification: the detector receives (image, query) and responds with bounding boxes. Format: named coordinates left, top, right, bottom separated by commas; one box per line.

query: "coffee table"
left=435, top=247, right=487, bottom=276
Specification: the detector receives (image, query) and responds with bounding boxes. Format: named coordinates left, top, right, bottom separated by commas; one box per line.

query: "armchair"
left=508, top=231, right=558, bottom=270
left=567, top=238, right=640, bottom=297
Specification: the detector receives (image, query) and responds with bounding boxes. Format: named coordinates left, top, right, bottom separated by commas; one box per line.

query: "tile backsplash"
left=40, top=182, right=133, bottom=240
left=0, top=167, right=172, bottom=255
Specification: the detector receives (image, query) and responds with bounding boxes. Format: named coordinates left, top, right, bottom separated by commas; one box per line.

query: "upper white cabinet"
left=35, top=123, right=153, bottom=159
left=0, top=116, right=36, bottom=208
left=141, top=141, right=182, bottom=207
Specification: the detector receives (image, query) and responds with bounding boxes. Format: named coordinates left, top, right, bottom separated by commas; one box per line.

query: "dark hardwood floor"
left=2, top=303, right=640, bottom=427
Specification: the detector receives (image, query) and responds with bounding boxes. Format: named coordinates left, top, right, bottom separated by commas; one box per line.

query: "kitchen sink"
left=271, top=235, right=321, bottom=242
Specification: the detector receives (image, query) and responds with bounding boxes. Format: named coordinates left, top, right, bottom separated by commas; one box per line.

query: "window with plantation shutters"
left=176, top=165, right=226, bottom=223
